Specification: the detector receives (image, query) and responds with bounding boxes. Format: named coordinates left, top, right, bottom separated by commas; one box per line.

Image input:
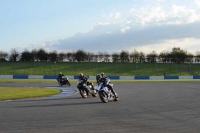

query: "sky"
left=0, top=0, right=200, bottom=54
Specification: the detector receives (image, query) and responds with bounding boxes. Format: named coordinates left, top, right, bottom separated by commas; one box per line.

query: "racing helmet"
left=101, top=72, right=104, bottom=77
left=78, top=72, right=84, bottom=78
left=59, top=72, right=62, bottom=74
left=96, top=74, right=101, bottom=82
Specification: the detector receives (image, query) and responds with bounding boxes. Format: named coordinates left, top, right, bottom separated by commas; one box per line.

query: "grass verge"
left=0, top=87, right=61, bottom=101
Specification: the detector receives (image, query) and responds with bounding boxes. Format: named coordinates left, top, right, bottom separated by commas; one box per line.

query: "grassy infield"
left=0, top=62, right=200, bottom=101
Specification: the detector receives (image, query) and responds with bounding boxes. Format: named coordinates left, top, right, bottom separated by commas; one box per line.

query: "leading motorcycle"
left=96, top=77, right=119, bottom=103
left=57, top=76, right=71, bottom=86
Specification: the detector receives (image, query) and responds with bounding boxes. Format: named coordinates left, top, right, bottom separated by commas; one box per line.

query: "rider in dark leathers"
left=57, top=72, right=64, bottom=83
left=96, top=72, right=118, bottom=98
left=77, top=72, right=94, bottom=93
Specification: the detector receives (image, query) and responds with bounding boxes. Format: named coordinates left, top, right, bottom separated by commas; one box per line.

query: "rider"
left=57, top=72, right=64, bottom=83
left=77, top=72, right=94, bottom=93
left=97, top=72, right=118, bottom=98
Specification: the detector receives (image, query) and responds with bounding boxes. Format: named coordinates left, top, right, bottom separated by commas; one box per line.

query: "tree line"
left=0, top=47, right=200, bottom=63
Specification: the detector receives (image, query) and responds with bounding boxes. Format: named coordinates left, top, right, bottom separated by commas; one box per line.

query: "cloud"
left=194, top=0, right=200, bottom=7
left=108, top=12, right=121, bottom=19
left=121, top=26, right=130, bottom=33
left=130, top=3, right=200, bottom=26
left=43, top=21, right=200, bottom=54
left=132, top=38, right=200, bottom=54
left=33, top=1, right=200, bottom=54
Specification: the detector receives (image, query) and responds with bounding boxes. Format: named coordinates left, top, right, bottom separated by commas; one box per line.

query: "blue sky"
left=0, top=0, right=200, bottom=54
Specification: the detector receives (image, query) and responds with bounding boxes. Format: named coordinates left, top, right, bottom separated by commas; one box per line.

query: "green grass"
left=0, top=62, right=199, bottom=76
left=0, top=87, right=61, bottom=101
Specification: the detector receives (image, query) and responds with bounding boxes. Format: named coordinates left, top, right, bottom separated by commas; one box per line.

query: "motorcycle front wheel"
left=99, top=91, right=108, bottom=103
left=79, top=89, right=88, bottom=98
left=114, top=93, right=119, bottom=101
left=66, top=81, right=71, bottom=86
left=92, top=92, right=98, bottom=97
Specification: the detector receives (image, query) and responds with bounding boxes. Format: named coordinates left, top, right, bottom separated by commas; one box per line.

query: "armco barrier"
left=28, top=75, right=43, bottom=79
left=164, top=76, right=179, bottom=79
left=0, top=75, right=13, bottom=79
left=13, top=75, right=28, bottom=79
left=193, top=76, right=200, bottom=79
left=43, top=75, right=58, bottom=79
left=135, top=76, right=149, bottom=80
left=0, top=75, right=200, bottom=80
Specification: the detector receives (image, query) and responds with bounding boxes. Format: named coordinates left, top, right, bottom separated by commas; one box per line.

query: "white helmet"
left=59, top=72, right=62, bottom=74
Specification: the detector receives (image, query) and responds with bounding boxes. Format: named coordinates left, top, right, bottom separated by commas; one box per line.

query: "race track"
left=0, top=82, right=200, bottom=133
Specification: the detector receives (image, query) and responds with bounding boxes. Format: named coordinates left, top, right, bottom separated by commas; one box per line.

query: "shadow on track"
left=15, top=101, right=103, bottom=108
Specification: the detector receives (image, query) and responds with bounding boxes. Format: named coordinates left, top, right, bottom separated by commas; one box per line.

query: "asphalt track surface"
left=0, top=82, right=200, bottom=133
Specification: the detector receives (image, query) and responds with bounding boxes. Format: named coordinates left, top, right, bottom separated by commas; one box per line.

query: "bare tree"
left=138, top=52, right=145, bottom=63
left=159, top=51, right=169, bottom=63
left=31, top=49, right=38, bottom=61
left=48, top=50, right=57, bottom=62
left=9, top=48, right=20, bottom=61
left=130, top=50, right=139, bottom=63
left=87, top=52, right=95, bottom=62
left=94, top=54, right=99, bottom=62
left=98, top=52, right=104, bottom=62
left=65, top=52, right=73, bottom=62
left=21, top=49, right=33, bottom=61
left=58, top=51, right=67, bottom=62
left=104, top=51, right=110, bottom=62
left=186, top=52, right=194, bottom=63
left=146, top=51, right=158, bottom=63
left=112, top=52, right=120, bottom=63
left=75, top=49, right=87, bottom=62
left=0, top=50, right=8, bottom=61
left=120, top=50, right=129, bottom=62
left=195, top=51, right=200, bottom=63
left=171, top=47, right=187, bottom=63
left=37, top=48, right=48, bottom=61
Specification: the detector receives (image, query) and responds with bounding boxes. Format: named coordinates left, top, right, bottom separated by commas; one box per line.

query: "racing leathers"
left=77, top=76, right=94, bottom=93
left=57, top=73, right=64, bottom=83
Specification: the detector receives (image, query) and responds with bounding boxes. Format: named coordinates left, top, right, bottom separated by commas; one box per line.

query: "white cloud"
left=129, top=3, right=200, bottom=27
left=169, top=5, right=200, bottom=24
left=28, top=0, right=200, bottom=54
left=109, top=12, right=121, bottom=19
left=194, top=0, right=200, bottom=7
left=121, top=26, right=130, bottom=33
left=131, top=38, right=200, bottom=54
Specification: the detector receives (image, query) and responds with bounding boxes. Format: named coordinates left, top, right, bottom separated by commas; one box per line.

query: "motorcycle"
left=57, top=76, right=71, bottom=86
left=77, top=80, right=97, bottom=98
left=96, top=77, right=119, bottom=103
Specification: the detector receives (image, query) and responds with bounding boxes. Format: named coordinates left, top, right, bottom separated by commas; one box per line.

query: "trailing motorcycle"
left=96, top=77, right=119, bottom=103
left=77, top=80, right=97, bottom=98
left=57, top=76, right=71, bottom=86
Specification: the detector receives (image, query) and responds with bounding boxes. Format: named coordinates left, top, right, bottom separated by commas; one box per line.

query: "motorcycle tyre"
left=66, top=81, right=71, bottom=86
left=92, top=92, right=98, bottom=97
left=59, top=82, right=63, bottom=86
left=114, top=93, right=119, bottom=101
left=79, top=89, right=88, bottom=98
left=98, top=91, right=108, bottom=103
